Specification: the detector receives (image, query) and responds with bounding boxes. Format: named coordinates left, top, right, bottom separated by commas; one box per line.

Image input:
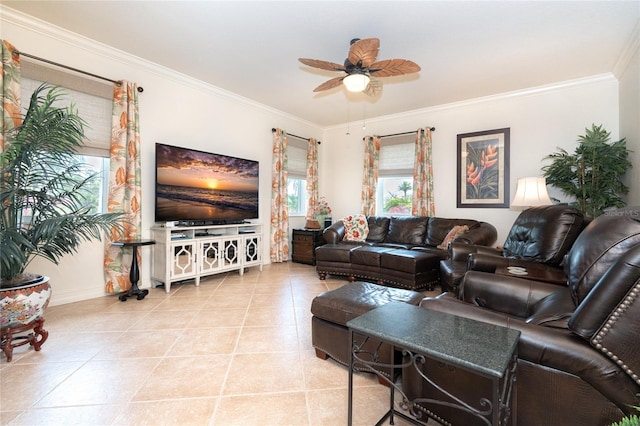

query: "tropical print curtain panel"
left=412, top=127, right=436, bottom=216
left=1, top=39, right=21, bottom=152
left=104, top=81, right=142, bottom=293
left=270, top=128, right=289, bottom=262
left=361, top=136, right=381, bottom=215
left=305, top=137, right=319, bottom=220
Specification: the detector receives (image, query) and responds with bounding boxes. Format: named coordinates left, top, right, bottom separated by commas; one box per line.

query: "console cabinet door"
left=221, top=238, right=240, bottom=269
left=199, top=239, right=222, bottom=274
left=244, top=234, right=262, bottom=265
left=170, top=240, right=197, bottom=279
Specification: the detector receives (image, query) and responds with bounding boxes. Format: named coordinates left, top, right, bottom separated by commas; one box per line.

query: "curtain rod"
left=271, top=128, right=320, bottom=144
left=14, top=49, right=144, bottom=93
left=373, top=127, right=436, bottom=140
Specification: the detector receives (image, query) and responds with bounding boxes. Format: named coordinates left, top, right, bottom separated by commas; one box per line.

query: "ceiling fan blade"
left=348, top=38, right=380, bottom=67
left=363, top=77, right=383, bottom=97
left=313, top=76, right=345, bottom=92
left=299, top=58, right=346, bottom=72
left=369, top=59, right=421, bottom=77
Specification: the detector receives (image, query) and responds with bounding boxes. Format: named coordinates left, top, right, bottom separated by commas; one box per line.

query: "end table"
left=111, top=239, right=156, bottom=301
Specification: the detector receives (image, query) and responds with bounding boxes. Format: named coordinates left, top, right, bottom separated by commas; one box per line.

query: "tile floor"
left=1, top=262, right=438, bottom=425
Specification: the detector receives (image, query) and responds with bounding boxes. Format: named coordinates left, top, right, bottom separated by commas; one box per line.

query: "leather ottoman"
left=379, top=249, right=441, bottom=291
left=311, top=281, right=424, bottom=383
left=349, top=245, right=396, bottom=283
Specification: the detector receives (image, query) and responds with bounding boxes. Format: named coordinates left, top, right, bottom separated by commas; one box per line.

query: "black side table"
left=111, top=239, right=156, bottom=301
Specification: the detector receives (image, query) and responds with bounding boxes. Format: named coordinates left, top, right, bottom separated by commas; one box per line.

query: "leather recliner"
left=404, top=212, right=640, bottom=425
left=440, top=204, right=586, bottom=294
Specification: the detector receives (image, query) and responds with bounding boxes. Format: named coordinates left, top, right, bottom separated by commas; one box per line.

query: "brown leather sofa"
left=315, top=216, right=497, bottom=291
left=403, top=212, right=640, bottom=425
left=440, top=205, right=586, bottom=295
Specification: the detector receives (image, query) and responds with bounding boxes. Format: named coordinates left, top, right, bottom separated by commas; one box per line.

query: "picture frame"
left=457, top=128, right=510, bottom=208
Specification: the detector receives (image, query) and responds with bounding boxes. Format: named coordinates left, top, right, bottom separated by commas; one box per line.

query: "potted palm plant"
left=0, top=84, right=122, bottom=361
left=542, top=124, right=632, bottom=218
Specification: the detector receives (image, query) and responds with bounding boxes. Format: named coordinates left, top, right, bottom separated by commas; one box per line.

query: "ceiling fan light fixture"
left=343, top=73, right=370, bottom=92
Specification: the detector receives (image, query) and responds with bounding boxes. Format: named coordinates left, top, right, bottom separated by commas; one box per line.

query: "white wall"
left=618, top=25, right=640, bottom=207
left=2, top=9, right=323, bottom=305
left=320, top=76, right=621, bottom=244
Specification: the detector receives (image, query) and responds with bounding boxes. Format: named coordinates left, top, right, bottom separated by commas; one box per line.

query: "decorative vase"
left=0, top=274, right=51, bottom=361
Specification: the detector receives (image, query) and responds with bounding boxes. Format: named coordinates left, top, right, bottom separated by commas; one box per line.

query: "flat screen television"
left=155, top=143, right=259, bottom=225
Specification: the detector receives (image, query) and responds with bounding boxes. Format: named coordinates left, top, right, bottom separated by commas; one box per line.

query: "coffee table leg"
left=348, top=329, right=354, bottom=426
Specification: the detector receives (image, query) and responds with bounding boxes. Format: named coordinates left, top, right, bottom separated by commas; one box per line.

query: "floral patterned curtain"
left=361, top=136, right=381, bottom=215
left=412, top=128, right=435, bottom=216
left=270, top=128, right=289, bottom=262
left=305, top=137, right=319, bottom=220
left=104, top=81, right=142, bottom=293
left=1, top=39, right=21, bottom=152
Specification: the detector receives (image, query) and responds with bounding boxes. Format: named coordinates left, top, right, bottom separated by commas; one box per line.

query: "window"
left=376, top=134, right=415, bottom=216
left=21, top=61, right=113, bottom=214
left=287, top=139, right=309, bottom=216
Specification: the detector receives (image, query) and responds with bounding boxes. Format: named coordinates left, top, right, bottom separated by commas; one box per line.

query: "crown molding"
left=325, top=73, right=617, bottom=132
left=0, top=6, right=319, bottom=129
left=613, top=19, right=640, bottom=78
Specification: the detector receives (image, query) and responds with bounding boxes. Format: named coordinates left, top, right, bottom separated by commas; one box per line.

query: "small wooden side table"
left=111, top=239, right=156, bottom=301
left=292, top=228, right=325, bottom=265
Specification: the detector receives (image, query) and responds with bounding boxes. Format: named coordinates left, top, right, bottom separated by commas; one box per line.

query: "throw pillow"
left=342, top=214, right=369, bottom=242
left=437, top=225, right=469, bottom=249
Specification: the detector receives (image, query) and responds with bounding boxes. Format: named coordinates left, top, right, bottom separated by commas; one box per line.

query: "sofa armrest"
left=460, top=270, right=565, bottom=318
left=454, top=222, right=498, bottom=247
left=447, top=241, right=479, bottom=261
left=468, top=252, right=510, bottom=273
left=322, top=221, right=346, bottom=244
left=448, top=242, right=501, bottom=261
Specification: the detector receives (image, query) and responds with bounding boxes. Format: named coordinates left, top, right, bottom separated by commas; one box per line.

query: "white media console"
left=151, top=222, right=262, bottom=292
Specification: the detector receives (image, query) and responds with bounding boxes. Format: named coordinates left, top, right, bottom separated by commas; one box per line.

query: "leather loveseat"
left=403, top=211, right=640, bottom=425
left=316, top=216, right=497, bottom=291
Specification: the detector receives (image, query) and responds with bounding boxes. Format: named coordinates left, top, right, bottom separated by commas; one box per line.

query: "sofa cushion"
left=315, top=244, right=360, bottom=263
left=525, top=289, right=575, bottom=329
left=341, top=214, right=369, bottom=242
left=366, top=216, right=390, bottom=243
left=437, top=225, right=470, bottom=249
left=385, top=216, right=429, bottom=245
left=425, top=217, right=479, bottom=247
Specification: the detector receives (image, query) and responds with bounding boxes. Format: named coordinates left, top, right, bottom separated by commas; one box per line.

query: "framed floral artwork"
left=457, top=128, right=510, bottom=208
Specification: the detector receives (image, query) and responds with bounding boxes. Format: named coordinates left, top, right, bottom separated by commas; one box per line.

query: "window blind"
left=287, top=138, right=308, bottom=178
left=21, top=60, right=113, bottom=157
left=378, top=134, right=414, bottom=176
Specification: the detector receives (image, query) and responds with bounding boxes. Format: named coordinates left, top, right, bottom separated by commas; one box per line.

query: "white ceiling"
left=4, top=1, right=640, bottom=127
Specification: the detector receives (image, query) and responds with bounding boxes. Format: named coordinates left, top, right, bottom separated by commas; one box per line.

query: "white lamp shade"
left=343, top=74, right=370, bottom=92
left=511, top=177, right=553, bottom=207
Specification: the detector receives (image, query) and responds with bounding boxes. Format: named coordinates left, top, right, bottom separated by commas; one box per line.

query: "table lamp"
left=511, top=176, right=553, bottom=207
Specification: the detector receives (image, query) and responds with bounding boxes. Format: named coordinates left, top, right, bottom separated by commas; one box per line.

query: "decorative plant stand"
left=1, top=318, right=49, bottom=362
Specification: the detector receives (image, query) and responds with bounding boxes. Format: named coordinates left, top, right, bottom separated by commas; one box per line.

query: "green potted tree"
left=542, top=124, right=632, bottom=218
left=0, top=84, right=122, bottom=361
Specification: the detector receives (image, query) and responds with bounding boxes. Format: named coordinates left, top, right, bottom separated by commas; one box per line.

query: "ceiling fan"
left=298, top=38, right=421, bottom=96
